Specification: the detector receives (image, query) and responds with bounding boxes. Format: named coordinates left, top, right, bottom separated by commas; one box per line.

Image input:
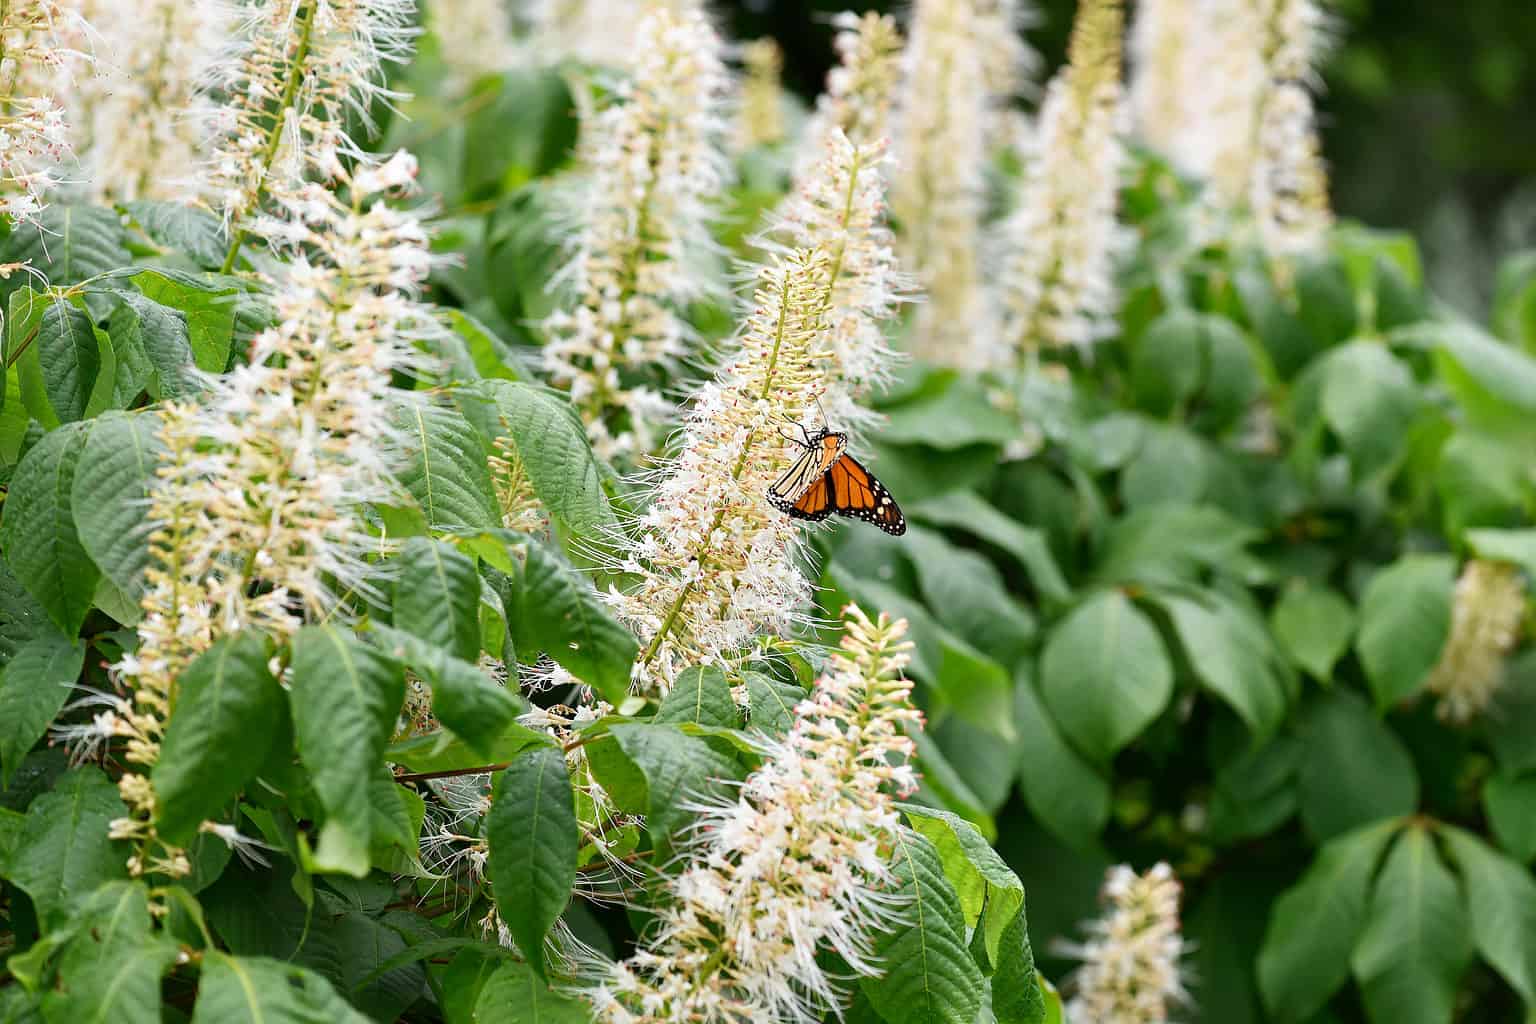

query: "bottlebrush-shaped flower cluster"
left=588, top=607, right=922, bottom=1023
left=1428, top=559, right=1527, bottom=724
left=1063, top=862, right=1189, bottom=1024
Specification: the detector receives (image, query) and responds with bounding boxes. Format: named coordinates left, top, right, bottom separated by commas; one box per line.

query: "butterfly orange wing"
left=788, top=475, right=834, bottom=521
left=825, top=454, right=906, bottom=535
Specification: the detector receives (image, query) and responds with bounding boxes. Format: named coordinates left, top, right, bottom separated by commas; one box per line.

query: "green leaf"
left=1466, top=528, right=1536, bottom=581
left=1483, top=773, right=1536, bottom=863
left=1441, top=824, right=1536, bottom=1008
left=125, top=200, right=225, bottom=269
left=130, top=269, right=239, bottom=374
left=1356, top=554, right=1455, bottom=709
left=1094, top=504, right=1260, bottom=588
left=0, top=207, right=129, bottom=299
left=8, top=767, right=128, bottom=928
left=743, top=672, right=803, bottom=738
left=1352, top=826, right=1472, bottom=1024
left=600, top=724, right=740, bottom=862
left=1207, top=735, right=1300, bottom=844
left=1321, top=342, right=1422, bottom=479
left=1271, top=581, right=1356, bottom=681
left=444, top=309, right=521, bottom=381
left=393, top=399, right=500, bottom=531
left=1012, top=670, right=1110, bottom=849
left=860, top=829, right=984, bottom=1024
left=487, top=747, right=578, bottom=981
left=0, top=422, right=98, bottom=634
left=655, top=666, right=742, bottom=729
left=1433, top=322, right=1536, bottom=428
left=289, top=626, right=405, bottom=876
left=369, top=625, right=522, bottom=758
left=882, top=378, right=1018, bottom=450
left=459, top=380, right=616, bottom=545
left=905, top=527, right=1035, bottom=665
left=505, top=536, right=637, bottom=705
left=0, top=629, right=83, bottom=785
left=1257, top=820, right=1400, bottom=1022
left=385, top=721, right=551, bottom=775
left=72, top=412, right=164, bottom=600
left=909, top=492, right=1070, bottom=602
left=901, top=804, right=1024, bottom=966
left=107, top=294, right=198, bottom=399
left=42, top=881, right=177, bottom=1024
left=990, top=903, right=1046, bottom=1024
left=192, top=953, right=374, bottom=1024
left=1487, top=654, right=1536, bottom=777
left=152, top=632, right=281, bottom=844
left=1160, top=592, right=1287, bottom=740
left=31, top=301, right=100, bottom=424
left=1296, top=689, right=1419, bottom=842
left=1120, top=424, right=1211, bottom=509
left=1039, top=590, right=1172, bottom=761
left=394, top=537, right=482, bottom=662
left=472, top=961, right=591, bottom=1023
left=462, top=68, right=576, bottom=197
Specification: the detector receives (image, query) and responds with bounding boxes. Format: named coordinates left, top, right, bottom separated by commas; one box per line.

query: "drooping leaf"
left=487, top=746, right=578, bottom=980
left=72, top=411, right=165, bottom=600
left=1351, top=826, right=1472, bottom=1024
left=655, top=666, right=742, bottom=730
left=1039, top=590, right=1172, bottom=761
left=289, top=626, right=405, bottom=876
left=504, top=536, right=637, bottom=705
left=1483, top=773, right=1536, bottom=863
left=8, top=767, right=128, bottom=928
left=1356, top=554, right=1455, bottom=709
left=1441, top=825, right=1536, bottom=1009
left=1012, top=669, right=1110, bottom=849
left=0, top=629, right=84, bottom=785
left=369, top=625, right=522, bottom=758
left=130, top=269, right=239, bottom=374
left=107, top=293, right=198, bottom=399
left=392, top=399, right=501, bottom=531
left=41, top=881, right=178, bottom=1024
left=472, top=961, right=591, bottom=1023
left=908, top=492, right=1070, bottom=602
left=0, top=422, right=98, bottom=634
left=1160, top=592, right=1288, bottom=740
left=1295, top=689, right=1419, bottom=842
left=1270, top=581, right=1356, bottom=681
left=393, top=537, right=483, bottom=662
left=152, top=632, right=281, bottom=844
left=860, top=829, right=984, bottom=1024
left=1257, top=820, right=1400, bottom=1022
left=191, top=953, right=374, bottom=1024
left=32, top=301, right=101, bottom=424
left=901, top=804, right=1024, bottom=966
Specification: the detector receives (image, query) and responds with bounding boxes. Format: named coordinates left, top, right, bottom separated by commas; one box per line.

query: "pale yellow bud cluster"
left=1064, top=862, right=1189, bottom=1024
left=1428, top=560, right=1526, bottom=724
left=736, top=37, right=785, bottom=149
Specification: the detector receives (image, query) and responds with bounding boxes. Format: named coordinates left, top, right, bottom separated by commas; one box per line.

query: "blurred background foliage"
left=722, top=0, right=1536, bottom=315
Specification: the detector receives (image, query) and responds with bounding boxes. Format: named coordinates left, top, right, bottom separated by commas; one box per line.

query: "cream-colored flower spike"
left=736, top=38, right=786, bottom=149
left=801, top=11, right=904, bottom=160
left=769, top=128, right=908, bottom=437
left=71, top=0, right=234, bottom=202
left=1128, top=0, right=1202, bottom=162
left=1428, top=560, right=1527, bottom=724
left=104, top=151, right=437, bottom=880
left=606, top=249, right=832, bottom=696
left=203, top=0, right=416, bottom=258
left=0, top=1, right=91, bottom=227
left=999, top=0, right=1126, bottom=356
left=588, top=607, right=922, bottom=1023
left=542, top=5, right=730, bottom=463
left=893, top=0, right=1028, bottom=367
left=1063, top=862, right=1190, bottom=1024
left=528, top=0, right=703, bottom=67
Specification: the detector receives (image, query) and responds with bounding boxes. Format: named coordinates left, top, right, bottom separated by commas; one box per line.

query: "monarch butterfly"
left=768, top=418, right=906, bottom=535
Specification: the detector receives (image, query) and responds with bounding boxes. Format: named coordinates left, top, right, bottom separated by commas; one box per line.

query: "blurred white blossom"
left=589, top=607, right=922, bottom=1023
left=0, top=1, right=92, bottom=227
left=428, top=0, right=516, bottom=85
left=893, top=0, right=1033, bottom=367
left=526, top=0, right=703, bottom=67
left=735, top=37, right=785, bottom=149
left=1428, top=560, right=1526, bottom=724
left=70, top=0, right=235, bottom=202
left=1063, top=862, right=1189, bottom=1024
left=798, top=11, right=903, bottom=166
left=542, top=5, right=730, bottom=462
left=998, top=0, right=1126, bottom=357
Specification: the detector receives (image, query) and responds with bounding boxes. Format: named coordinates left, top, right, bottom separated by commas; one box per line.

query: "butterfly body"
left=768, top=427, right=906, bottom=535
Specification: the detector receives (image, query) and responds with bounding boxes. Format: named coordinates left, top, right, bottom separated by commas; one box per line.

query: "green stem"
left=219, top=1, right=320, bottom=274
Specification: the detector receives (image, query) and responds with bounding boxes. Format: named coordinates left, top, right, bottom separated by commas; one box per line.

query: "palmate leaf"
left=1441, top=825, right=1536, bottom=1010
left=487, top=746, right=578, bottom=981
left=0, top=422, right=99, bottom=635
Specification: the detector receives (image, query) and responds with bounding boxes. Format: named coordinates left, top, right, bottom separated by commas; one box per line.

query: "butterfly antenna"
left=814, top=395, right=829, bottom=433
